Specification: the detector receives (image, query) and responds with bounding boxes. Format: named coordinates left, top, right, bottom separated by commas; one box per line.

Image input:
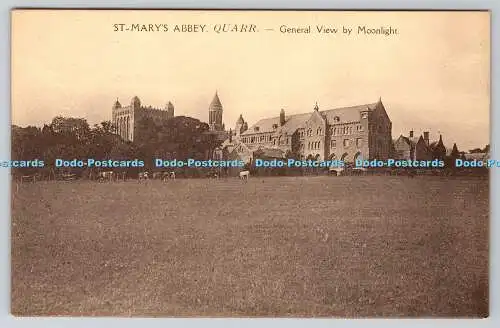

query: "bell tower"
left=209, top=91, right=224, bottom=131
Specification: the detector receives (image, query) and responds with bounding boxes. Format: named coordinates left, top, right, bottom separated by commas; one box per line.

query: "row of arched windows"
left=241, top=134, right=272, bottom=144
left=298, top=124, right=364, bottom=139
left=329, top=152, right=363, bottom=162
left=308, top=141, right=321, bottom=150
left=331, top=125, right=361, bottom=136
left=115, top=116, right=130, bottom=140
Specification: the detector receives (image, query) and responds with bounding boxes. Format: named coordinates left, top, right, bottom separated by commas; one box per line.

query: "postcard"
left=10, top=10, right=490, bottom=317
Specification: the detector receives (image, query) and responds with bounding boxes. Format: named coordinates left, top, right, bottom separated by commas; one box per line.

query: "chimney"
left=409, top=130, right=414, bottom=138
left=423, top=131, right=429, bottom=146
left=280, top=109, right=285, bottom=126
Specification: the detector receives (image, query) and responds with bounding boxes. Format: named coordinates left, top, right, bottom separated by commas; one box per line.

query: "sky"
left=11, top=10, right=490, bottom=151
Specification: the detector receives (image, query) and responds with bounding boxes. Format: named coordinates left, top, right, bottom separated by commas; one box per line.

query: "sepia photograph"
left=10, top=10, right=490, bottom=317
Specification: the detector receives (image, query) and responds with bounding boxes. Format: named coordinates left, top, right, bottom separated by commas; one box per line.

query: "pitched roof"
left=236, top=114, right=244, bottom=124
left=241, top=102, right=379, bottom=136
left=429, top=135, right=446, bottom=151
left=254, top=147, right=285, bottom=158
left=409, top=137, right=420, bottom=145
left=464, top=152, right=488, bottom=161
left=395, top=135, right=411, bottom=145
left=209, top=92, right=223, bottom=110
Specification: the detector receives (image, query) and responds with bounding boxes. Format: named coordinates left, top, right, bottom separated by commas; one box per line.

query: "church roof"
left=131, top=96, right=141, bottom=107
left=429, top=135, right=446, bottom=151
left=409, top=137, right=420, bottom=145
left=209, top=92, right=223, bottom=110
left=254, top=147, right=285, bottom=158
left=464, top=152, right=489, bottom=161
left=395, top=135, right=411, bottom=145
left=241, top=102, right=379, bottom=136
left=236, top=114, right=244, bottom=124
left=114, top=98, right=121, bottom=108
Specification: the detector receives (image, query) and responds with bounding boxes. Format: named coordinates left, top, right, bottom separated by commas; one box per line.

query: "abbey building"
left=205, top=92, right=231, bottom=144
left=112, top=96, right=175, bottom=142
left=111, top=92, right=394, bottom=165
left=222, top=98, right=393, bottom=164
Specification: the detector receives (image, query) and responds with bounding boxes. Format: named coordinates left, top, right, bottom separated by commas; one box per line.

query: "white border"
left=1, top=1, right=497, bottom=327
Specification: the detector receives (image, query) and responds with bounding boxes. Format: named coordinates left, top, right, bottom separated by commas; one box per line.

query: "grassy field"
left=11, top=176, right=489, bottom=317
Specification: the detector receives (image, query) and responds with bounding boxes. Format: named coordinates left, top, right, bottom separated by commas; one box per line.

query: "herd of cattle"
left=97, top=171, right=177, bottom=182
left=15, top=170, right=252, bottom=183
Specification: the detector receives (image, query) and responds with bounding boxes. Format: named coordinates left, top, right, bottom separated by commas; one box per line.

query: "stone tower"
left=112, top=97, right=135, bottom=142
left=112, top=95, right=174, bottom=143
left=209, top=91, right=224, bottom=131
left=235, top=114, right=247, bottom=136
left=166, top=101, right=175, bottom=119
left=280, top=108, right=286, bottom=126
left=131, top=96, right=141, bottom=109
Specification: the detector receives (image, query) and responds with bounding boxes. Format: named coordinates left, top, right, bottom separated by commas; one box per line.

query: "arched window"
left=354, top=152, right=362, bottom=162
left=126, top=116, right=129, bottom=139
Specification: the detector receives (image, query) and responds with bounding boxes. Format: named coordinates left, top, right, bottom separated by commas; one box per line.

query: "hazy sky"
left=12, top=10, right=490, bottom=150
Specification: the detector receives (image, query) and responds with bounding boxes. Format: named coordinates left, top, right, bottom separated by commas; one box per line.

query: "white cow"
left=239, top=170, right=250, bottom=180
left=161, top=171, right=176, bottom=181
left=138, top=171, right=149, bottom=182
left=98, top=171, right=113, bottom=182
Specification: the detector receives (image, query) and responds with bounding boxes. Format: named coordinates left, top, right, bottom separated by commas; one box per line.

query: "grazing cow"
left=61, top=173, right=77, bottom=181
left=138, top=171, right=149, bottom=182
left=98, top=171, right=114, bottom=182
left=118, top=171, right=126, bottom=181
left=161, top=171, right=176, bottom=181
left=329, top=167, right=344, bottom=176
left=239, top=170, right=250, bottom=180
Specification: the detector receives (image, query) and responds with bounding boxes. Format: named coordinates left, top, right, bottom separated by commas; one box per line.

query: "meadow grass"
left=11, top=176, right=489, bottom=317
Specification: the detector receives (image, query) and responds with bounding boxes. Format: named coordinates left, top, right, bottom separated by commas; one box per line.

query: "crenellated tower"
left=112, top=95, right=175, bottom=142
left=166, top=101, right=175, bottom=119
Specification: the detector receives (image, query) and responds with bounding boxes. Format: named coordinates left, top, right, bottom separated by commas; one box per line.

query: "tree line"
left=11, top=115, right=221, bottom=179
